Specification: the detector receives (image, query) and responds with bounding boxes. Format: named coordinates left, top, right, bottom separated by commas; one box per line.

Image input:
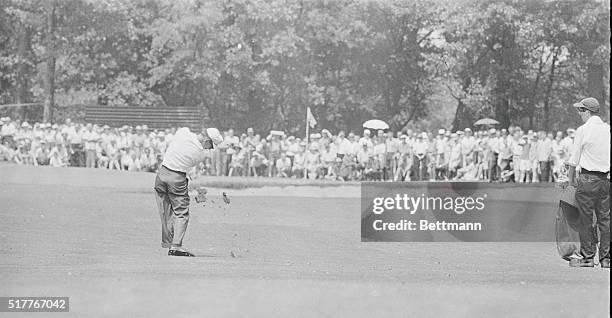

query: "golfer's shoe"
left=168, top=249, right=195, bottom=257
left=600, top=259, right=610, bottom=269
left=569, top=258, right=594, bottom=268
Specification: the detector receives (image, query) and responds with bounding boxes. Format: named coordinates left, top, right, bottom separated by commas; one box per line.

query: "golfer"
left=567, top=97, right=610, bottom=268
left=154, top=126, right=223, bottom=257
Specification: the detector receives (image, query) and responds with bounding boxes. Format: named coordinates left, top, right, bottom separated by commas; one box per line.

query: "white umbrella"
left=362, top=119, right=389, bottom=130
left=474, top=118, right=500, bottom=126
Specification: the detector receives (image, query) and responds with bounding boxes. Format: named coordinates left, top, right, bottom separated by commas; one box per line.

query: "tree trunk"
left=528, top=47, right=546, bottom=130
left=16, top=23, right=31, bottom=120
left=542, top=48, right=559, bottom=131
left=451, top=99, right=466, bottom=131
left=451, top=76, right=472, bottom=131
left=43, top=1, right=56, bottom=123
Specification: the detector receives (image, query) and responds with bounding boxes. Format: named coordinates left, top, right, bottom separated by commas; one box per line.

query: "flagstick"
left=304, top=107, right=309, bottom=180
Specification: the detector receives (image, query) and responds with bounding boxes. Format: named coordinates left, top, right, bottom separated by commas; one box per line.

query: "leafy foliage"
left=0, top=0, right=609, bottom=131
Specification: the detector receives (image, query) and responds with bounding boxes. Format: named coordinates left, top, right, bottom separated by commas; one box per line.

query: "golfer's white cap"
left=206, top=128, right=223, bottom=145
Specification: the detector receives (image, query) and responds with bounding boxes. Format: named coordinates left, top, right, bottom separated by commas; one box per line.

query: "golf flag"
left=307, top=107, right=317, bottom=128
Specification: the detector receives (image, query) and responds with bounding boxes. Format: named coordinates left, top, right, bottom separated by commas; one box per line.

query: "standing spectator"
left=497, top=137, right=513, bottom=182
left=245, top=127, right=257, bottom=176
left=447, top=133, right=462, bottom=180
left=397, top=134, right=412, bottom=172
left=372, top=135, right=386, bottom=180
left=285, top=136, right=299, bottom=173
left=65, top=120, right=84, bottom=167
left=355, top=142, right=371, bottom=179
left=385, top=132, right=398, bottom=180
left=1, top=117, right=16, bottom=147
left=517, top=136, right=531, bottom=183
left=412, top=133, right=429, bottom=181
left=510, top=129, right=522, bottom=183
left=551, top=131, right=565, bottom=181
left=83, top=124, right=99, bottom=168
left=536, top=131, right=552, bottom=182
left=529, top=134, right=539, bottom=182
left=359, top=130, right=373, bottom=149
left=336, top=131, right=352, bottom=160
left=268, top=134, right=282, bottom=177
left=223, top=129, right=239, bottom=176
left=460, top=128, right=476, bottom=166
left=434, top=129, right=447, bottom=180
left=488, top=129, right=500, bottom=181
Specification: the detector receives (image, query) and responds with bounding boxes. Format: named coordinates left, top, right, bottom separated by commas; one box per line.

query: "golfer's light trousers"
left=154, top=165, right=190, bottom=249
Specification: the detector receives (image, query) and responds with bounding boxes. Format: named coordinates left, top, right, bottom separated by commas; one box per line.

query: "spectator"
left=0, top=116, right=581, bottom=183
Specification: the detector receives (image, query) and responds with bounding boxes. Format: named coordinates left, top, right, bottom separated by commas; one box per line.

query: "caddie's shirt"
left=162, top=127, right=207, bottom=173
left=569, top=115, right=611, bottom=172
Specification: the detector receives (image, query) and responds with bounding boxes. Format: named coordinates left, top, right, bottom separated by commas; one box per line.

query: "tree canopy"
left=0, top=0, right=609, bottom=133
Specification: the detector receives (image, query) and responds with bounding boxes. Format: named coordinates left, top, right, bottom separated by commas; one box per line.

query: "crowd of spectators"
left=0, top=116, right=577, bottom=182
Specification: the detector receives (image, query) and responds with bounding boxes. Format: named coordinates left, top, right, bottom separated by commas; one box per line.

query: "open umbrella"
left=362, top=119, right=389, bottom=130
left=474, top=118, right=500, bottom=126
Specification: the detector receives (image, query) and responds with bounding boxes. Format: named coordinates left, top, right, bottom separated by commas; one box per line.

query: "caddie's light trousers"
left=575, top=170, right=610, bottom=262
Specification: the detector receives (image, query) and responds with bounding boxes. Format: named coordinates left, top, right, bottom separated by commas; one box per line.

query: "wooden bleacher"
left=85, top=106, right=202, bottom=130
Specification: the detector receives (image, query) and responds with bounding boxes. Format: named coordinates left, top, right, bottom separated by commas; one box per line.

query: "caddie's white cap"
left=206, top=128, right=223, bottom=145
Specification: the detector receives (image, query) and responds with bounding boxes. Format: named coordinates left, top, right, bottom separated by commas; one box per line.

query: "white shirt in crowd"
left=569, top=115, right=610, bottom=172
left=162, top=127, right=209, bottom=173
left=337, top=137, right=353, bottom=155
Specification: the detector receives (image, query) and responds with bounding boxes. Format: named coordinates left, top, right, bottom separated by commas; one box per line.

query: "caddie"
left=154, top=125, right=223, bottom=257
left=566, top=97, right=610, bottom=268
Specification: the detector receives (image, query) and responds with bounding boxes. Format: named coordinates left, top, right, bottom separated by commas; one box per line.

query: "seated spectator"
left=394, top=155, right=411, bottom=181
left=35, top=141, right=51, bottom=166
left=305, top=144, right=321, bottom=179
left=49, top=143, right=68, bottom=167
left=250, top=151, right=268, bottom=177
left=0, top=140, right=15, bottom=161
left=275, top=153, right=292, bottom=178
left=320, top=143, right=336, bottom=178
left=457, top=157, right=479, bottom=180
left=120, top=148, right=133, bottom=171
left=97, top=140, right=109, bottom=168
left=292, top=143, right=306, bottom=179
left=228, top=145, right=246, bottom=177
left=16, top=142, right=35, bottom=165
left=337, top=154, right=356, bottom=181
left=107, top=140, right=121, bottom=170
